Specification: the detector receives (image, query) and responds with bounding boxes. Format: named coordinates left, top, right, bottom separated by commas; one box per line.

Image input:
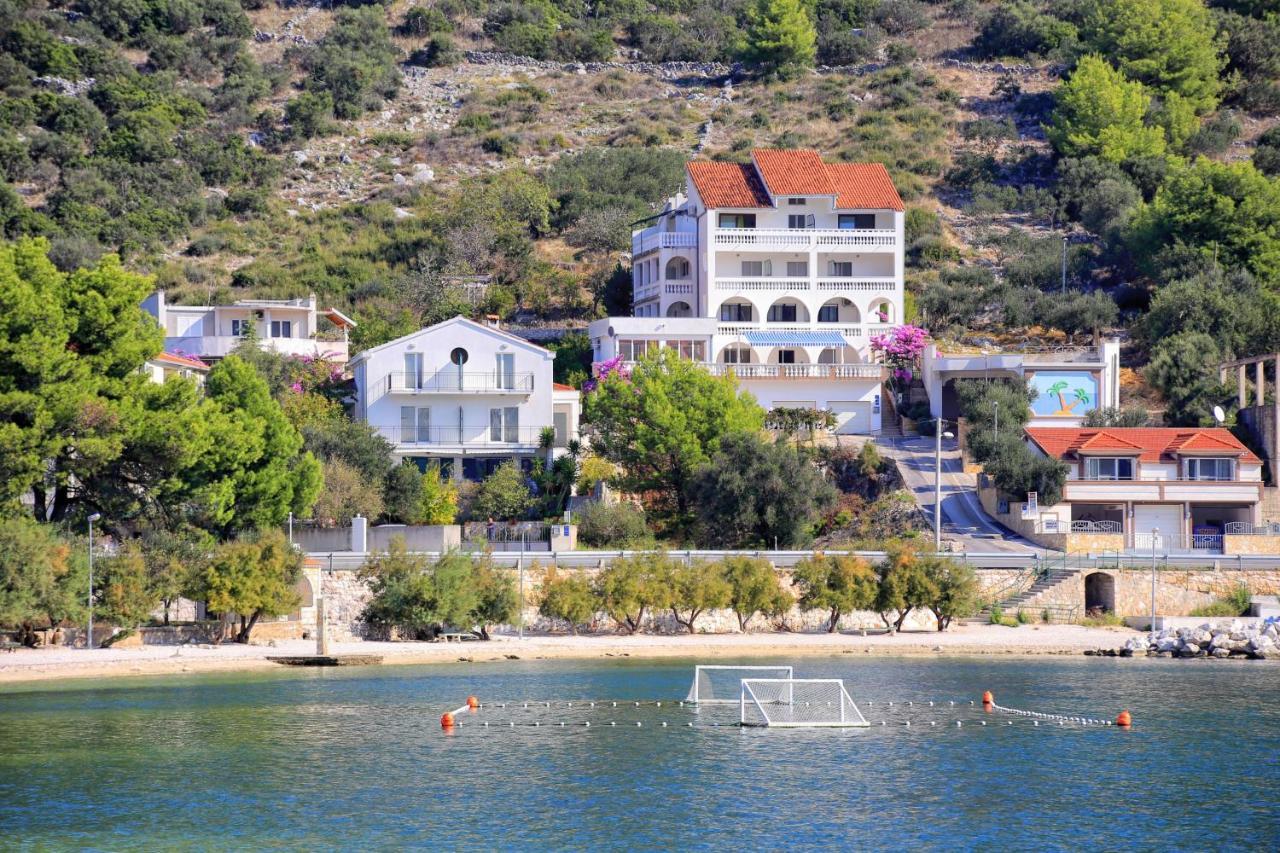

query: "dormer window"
left=1084, top=457, right=1134, bottom=480
left=787, top=198, right=807, bottom=206
left=1185, top=458, right=1234, bottom=481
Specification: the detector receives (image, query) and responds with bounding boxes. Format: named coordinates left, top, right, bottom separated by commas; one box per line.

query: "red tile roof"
left=1025, top=428, right=1260, bottom=464
left=825, top=162, right=905, bottom=211
left=154, top=352, right=209, bottom=370
left=552, top=382, right=577, bottom=392
left=686, top=161, right=772, bottom=209
left=751, top=149, right=836, bottom=197
left=686, top=151, right=903, bottom=210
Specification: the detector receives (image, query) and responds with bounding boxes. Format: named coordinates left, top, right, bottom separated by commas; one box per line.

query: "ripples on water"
left=1, top=657, right=1278, bottom=850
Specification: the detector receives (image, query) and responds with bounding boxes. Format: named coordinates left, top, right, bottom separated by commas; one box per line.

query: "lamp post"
left=518, top=527, right=526, bottom=640
left=934, top=420, right=956, bottom=553
left=992, top=400, right=999, bottom=444
left=1150, top=527, right=1159, bottom=642
left=86, top=513, right=101, bottom=650
left=1061, top=235, right=1068, bottom=294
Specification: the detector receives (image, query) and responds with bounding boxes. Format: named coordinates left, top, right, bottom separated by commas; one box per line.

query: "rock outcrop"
left=1114, top=621, right=1279, bottom=660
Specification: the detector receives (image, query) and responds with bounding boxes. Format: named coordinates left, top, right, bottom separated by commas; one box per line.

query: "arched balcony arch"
left=666, top=300, right=692, bottom=318
left=766, top=297, right=810, bottom=324
left=817, top=297, right=860, bottom=324
left=868, top=299, right=894, bottom=324
left=665, top=257, right=690, bottom=280
left=718, top=344, right=754, bottom=364
left=717, top=298, right=757, bottom=324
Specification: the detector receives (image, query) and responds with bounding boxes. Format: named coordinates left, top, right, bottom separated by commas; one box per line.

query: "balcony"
left=1062, top=479, right=1264, bottom=503
left=377, top=425, right=548, bottom=449
left=384, top=371, right=535, bottom=394
left=715, top=277, right=812, bottom=291
left=164, top=335, right=348, bottom=362
left=713, top=228, right=898, bottom=251
left=815, top=277, right=898, bottom=292
left=706, top=364, right=885, bottom=380
left=632, top=231, right=698, bottom=256
left=716, top=323, right=876, bottom=337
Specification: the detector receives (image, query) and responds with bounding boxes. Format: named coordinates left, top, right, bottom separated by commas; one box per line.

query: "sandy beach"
left=0, top=623, right=1143, bottom=686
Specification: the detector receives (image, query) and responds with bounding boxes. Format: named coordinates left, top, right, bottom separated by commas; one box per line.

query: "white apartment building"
left=349, top=316, right=581, bottom=481
left=588, top=149, right=902, bottom=434
left=142, top=290, right=356, bottom=363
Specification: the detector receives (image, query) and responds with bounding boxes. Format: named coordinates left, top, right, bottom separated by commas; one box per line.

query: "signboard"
left=1042, top=514, right=1059, bottom=533
left=1022, top=491, right=1039, bottom=520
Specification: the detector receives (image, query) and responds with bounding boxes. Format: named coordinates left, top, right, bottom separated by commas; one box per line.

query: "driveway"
left=877, top=435, right=1045, bottom=555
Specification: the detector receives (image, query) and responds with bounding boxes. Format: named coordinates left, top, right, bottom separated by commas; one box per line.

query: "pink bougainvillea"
left=584, top=355, right=632, bottom=392
left=869, top=324, right=929, bottom=363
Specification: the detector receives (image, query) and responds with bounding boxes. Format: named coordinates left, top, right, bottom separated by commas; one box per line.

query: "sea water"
left=1, top=657, right=1277, bottom=849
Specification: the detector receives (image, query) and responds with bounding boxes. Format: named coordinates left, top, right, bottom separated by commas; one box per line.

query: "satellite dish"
left=1212, top=405, right=1226, bottom=424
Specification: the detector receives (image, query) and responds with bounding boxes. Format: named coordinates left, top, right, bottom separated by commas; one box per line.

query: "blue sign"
left=1028, top=371, right=1098, bottom=418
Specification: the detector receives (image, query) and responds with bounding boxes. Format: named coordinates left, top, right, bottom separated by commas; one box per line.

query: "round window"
left=450, top=347, right=469, bottom=365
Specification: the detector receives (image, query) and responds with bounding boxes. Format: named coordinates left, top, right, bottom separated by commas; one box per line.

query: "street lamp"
left=86, top=513, right=101, bottom=650
left=1149, top=527, right=1159, bottom=642
left=934, top=420, right=956, bottom=553
left=992, top=400, right=999, bottom=444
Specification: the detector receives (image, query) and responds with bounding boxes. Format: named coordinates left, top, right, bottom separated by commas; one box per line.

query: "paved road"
left=877, top=435, right=1045, bottom=555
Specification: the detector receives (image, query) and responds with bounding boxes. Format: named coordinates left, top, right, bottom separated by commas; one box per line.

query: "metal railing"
left=1224, top=522, right=1280, bottom=535
left=385, top=371, right=534, bottom=393
left=632, top=231, right=697, bottom=255
left=713, top=228, right=898, bottom=250
left=704, top=364, right=884, bottom=379
left=1070, top=520, right=1123, bottom=533
left=375, top=425, right=550, bottom=446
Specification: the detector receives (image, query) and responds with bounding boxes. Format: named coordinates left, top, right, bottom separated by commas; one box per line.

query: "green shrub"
left=537, top=566, right=596, bottom=633
left=576, top=501, right=650, bottom=548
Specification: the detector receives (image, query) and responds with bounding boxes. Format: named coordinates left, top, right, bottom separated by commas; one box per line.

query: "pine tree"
left=743, top=0, right=816, bottom=81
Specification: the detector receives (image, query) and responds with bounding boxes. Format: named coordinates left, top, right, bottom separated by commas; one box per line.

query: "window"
left=403, top=352, right=423, bottom=389
left=1084, top=457, right=1134, bottom=480
left=1185, top=458, right=1234, bottom=481
left=767, top=303, right=798, bottom=322
left=787, top=197, right=807, bottom=206
left=618, top=339, right=660, bottom=360
left=718, top=213, right=756, bottom=229
left=723, top=347, right=750, bottom=364
left=719, top=303, right=753, bottom=322
left=829, top=261, right=853, bottom=277
left=838, top=213, right=876, bottom=229
left=786, top=261, right=808, bottom=277
left=490, top=406, right=519, bottom=442
left=776, top=349, right=796, bottom=364
left=787, top=214, right=815, bottom=229
left=818, top=305, right=839, bottom=323
left=495, top=353, right=515, bottom=389
left=741, top=260, right=771, bottom=276
left=665, top=257, right=690, bottom=279
left=270, top=320, right=292, bottom=338
left=400, top=406, right=431, bottom=443
left=665, top=340, right=706, bottom=361
left=230, top=319, right=246, bottom=337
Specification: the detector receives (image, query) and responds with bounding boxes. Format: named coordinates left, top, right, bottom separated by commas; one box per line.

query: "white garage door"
left=1133, top=505, right=1182, bottom=549
left=829, top=401, right=872, bottom=435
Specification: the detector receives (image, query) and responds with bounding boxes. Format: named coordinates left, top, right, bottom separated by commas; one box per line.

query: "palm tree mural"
left=1045, top=380, right=1092, bottom=415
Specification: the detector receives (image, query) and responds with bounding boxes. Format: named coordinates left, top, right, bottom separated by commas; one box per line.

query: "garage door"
left=1133, top=505, right=1182, bottom=549
left=829, top=401, right=872, bottom=435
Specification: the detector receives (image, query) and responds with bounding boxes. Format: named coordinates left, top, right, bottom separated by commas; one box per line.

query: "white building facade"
left=142, top=290, right=356, bottom=363
left=588, top=149, right=902, bottom=434
left=349, top=316, right=581, bottom=481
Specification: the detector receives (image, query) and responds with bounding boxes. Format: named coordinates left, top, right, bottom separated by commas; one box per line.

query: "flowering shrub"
left=584, top=355, right=631, bottom=392
left=871, top=324, right=930, bottom=401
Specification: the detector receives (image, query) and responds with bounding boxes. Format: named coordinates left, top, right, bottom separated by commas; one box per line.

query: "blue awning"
left=742, top=330, right=850, bottom=347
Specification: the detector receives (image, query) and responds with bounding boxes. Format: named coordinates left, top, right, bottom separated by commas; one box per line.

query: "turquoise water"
left=2, top=657, right=1279, bottom=850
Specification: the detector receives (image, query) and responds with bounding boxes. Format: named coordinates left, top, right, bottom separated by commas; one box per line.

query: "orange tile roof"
left=825, top=162, right=905, bottom=211
left=686, top=161, right=772, bottom=209
left=751, top=149, right=836, bottom=197
left=686, top=151, right=903, bottom=211
left=1025, top=428, right=1260, bottom=464
left=154, top=352, right=209, bottom=370
left=552, top=382, right=577, bottom=392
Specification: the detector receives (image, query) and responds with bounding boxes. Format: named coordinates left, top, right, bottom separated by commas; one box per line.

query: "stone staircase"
left=973, top=565, right=1082, bottom=624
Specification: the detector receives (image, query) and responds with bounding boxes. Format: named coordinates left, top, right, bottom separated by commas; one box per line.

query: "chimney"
left=485, top=314, right=501, bottom=329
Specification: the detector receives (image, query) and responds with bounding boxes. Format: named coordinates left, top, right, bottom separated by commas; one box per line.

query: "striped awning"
left=742, top=330, right=851, bottom=347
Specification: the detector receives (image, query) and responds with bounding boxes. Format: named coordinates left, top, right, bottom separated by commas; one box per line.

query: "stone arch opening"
left=665, top=257, right=690, bottom=279
left=1084, top=572, right=1115, bottom=615
left=666, top=300, right=692, bottom=318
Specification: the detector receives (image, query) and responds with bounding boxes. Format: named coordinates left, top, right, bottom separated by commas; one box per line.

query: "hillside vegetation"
left=4, top=0, right=1280, bottom=422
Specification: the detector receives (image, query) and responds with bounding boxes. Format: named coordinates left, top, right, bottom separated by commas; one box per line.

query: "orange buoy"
left=1116, top=710, right=1132, bottom=728
left=982, top=691, right=994, bottom=706
left=467, top=695, right=479, bottom=710
left=441, top=712, right=455, bottom=728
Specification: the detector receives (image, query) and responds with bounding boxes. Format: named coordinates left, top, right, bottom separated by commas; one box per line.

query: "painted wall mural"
left=1028, top=370, right=1098, bottom=417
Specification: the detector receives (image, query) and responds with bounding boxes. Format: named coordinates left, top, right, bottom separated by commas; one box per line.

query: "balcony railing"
left=632, top=231, right=698, bottom=255
left=816, top=278, right=898, bottom=291
left=376, top=425, right=549, bottom=446
left=715, top=277, right=812, bottom=291
left=385, top=371, right=534, bottom=393
left=715, top=323, right=869, bottom=337
left=1070, top=520, right=1123, bottom=533
left=665, top=282, right=694, bottom=294
left=713, top=228, right=898, bottom=250
left=1224, top=522, right=1280, bottom=535
left=706, top=364, right=884, bottom=380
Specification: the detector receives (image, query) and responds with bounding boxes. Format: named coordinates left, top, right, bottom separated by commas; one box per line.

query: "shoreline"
left=0, top=624, right=1147, bottom=686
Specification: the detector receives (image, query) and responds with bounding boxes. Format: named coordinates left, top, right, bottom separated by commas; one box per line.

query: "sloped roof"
left=686, top=151, right=903, bottom=211
left=751, top=149, right=836, bottom=197
left=153, top=352, right=209, bottom=370
left=825, top=162, right=905, bottom=211
left=686, top=161, right=772, bottom=209
left=347, top=316, right=553, bottom=365
left=552, top=382, right=577, bottom=392
left=1025, top=428, right=1261, bottom=464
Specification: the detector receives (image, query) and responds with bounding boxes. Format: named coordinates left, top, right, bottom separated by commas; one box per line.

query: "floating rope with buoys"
left=983, top=690, right=1131, bottom=728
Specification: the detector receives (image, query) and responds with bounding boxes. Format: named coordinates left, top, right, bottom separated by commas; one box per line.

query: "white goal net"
left=686, top=665, right=794, bottom=704
left=740, top=679, right=869, bottom=728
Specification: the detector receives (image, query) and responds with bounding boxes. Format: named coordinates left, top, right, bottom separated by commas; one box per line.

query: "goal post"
left=740, top=679, right=870, bottom=728
left=686, top=665, right=794, bottom=704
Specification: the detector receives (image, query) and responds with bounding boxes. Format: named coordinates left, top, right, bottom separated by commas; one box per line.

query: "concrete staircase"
left=973, top=565, right=1081, bottom=623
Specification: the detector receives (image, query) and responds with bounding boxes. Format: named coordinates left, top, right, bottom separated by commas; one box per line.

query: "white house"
left=588, top=149, right=901, bottom=434
left=142, top=290, right=356, bottom=363
left=143, top=351, right=210, bottom=386
left=349, top=316, right=581, bottom=481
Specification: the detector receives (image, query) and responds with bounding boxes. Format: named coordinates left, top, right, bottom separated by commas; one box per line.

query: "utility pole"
left=1061, top=235, right=1068, bottom=294
left=86, top=513, right=101, bottom=649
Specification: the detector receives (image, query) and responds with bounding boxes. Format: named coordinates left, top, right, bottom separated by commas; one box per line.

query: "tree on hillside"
left=1077, top=0, right=1225, bottom=114
left=1048, top=55, right=1167, bottom=162
left=1146, top=331, right=1233, bottom=426
left=721, top=555, right=792, bottom=631
left=743, top=0, right=817, bottom=80
left=688, top=432, right=836, bottom=549
left=298, top=7, right=402, bottom=119
left=198, top=529, right=303, bottom=643
left=792, top=553, right=878, bottom=632
left=584, top=349, right=765, bottom=527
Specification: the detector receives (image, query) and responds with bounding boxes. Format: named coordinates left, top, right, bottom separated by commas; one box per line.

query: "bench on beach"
left=0, top=640, right=23, bottom=653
